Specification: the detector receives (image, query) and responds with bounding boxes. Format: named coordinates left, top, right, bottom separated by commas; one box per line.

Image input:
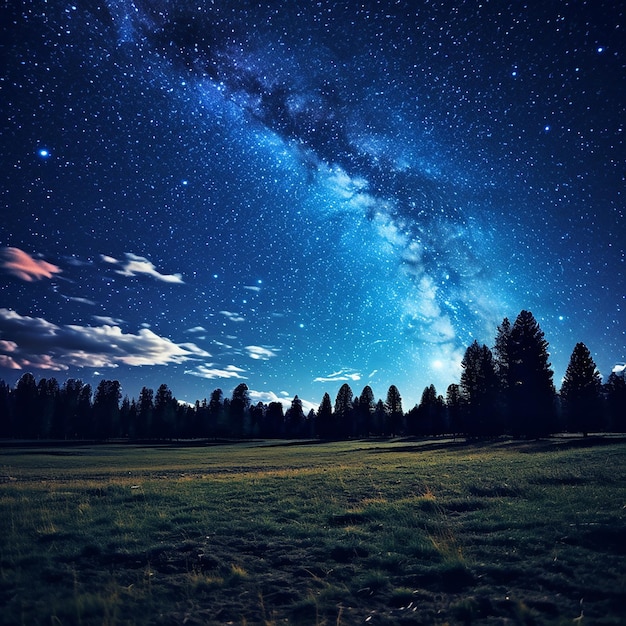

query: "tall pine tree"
left=460, top=341, right=500, bottom=437
left=509, top=310, right=556, bottom=437
left=561, top=342, right=602, bottom=436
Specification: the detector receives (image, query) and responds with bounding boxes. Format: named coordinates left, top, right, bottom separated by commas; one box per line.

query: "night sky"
left=1, top=1, right=624, bottom=411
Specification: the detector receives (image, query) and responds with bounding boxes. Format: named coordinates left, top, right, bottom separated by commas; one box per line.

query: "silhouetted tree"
left=357, top=385, right=375, bottom=437
left=119, top=395, right=132, bottom=438
left=264, top=401, right=285, bottom=438
left=410, top=385, right=445, bottom=436
left=154, top=383, right=177, bottom=439
left=385, top=385, right=403, bottom=436
left=460, top=341, right=500, bottom=437
left=230, top=383, right=250, bottom=437
left=60, top=379, right=85, bottom=439
left=208, top=389, right=226, bottom=437
left=334, top=384, right=354, bottom=439
left=136, top=386, right=154, bottom=439
left=0, top=380, right=13, bottom=437
left=14, top=373, right=38, bottom=438
left=493, top=317, right=513, bottom=424
left=285, top=395, right=305, bottom=437
left=372, top=399, right=387, bottom=436
left=305, top=408, right=316, bottom=438
left=446, top=383, right=463, bottom=436
left=92, top=379, right=121, bottom=439
left=509, top=310, right=556, bottom=437
left=493, top=317, right=512, bottom=387
left=77, top=384, right=92, bottom=438
left=561, top=342, right=602, bottom=436
left=605, top=372, right=626, bottom=432
left=316, top=392, right=334, bottom=439
left=37, top=377, right=60, bottom=438
left=249, top=402, right=265, bottom=438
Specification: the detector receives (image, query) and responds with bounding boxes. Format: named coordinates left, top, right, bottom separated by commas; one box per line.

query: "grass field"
left=1, top=437, right=625, bottom=625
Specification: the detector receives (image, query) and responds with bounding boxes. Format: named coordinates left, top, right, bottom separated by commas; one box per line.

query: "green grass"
left=1, top=437, right=626, bottom=624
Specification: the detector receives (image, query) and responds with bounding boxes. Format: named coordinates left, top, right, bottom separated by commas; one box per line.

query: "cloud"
left=101, top=253, right=184, bottom=283
left=243, top=285, right=261, bottom=292
left=93, top=315, right=126, bottom=325
left=248, top=389, right=318, bottom=413
left=220, top=310, right=246, bottom=323
left=185, top=364, right=247, bottom=380
left=314, top=369, right=362, bottom=383
left=185, top=326, right=207, bottom=334
left=1, top=247, right=62, bottom=282
left=0, top=308, right=209, bottom=370
left=245, top=345, right=278, bottom=360
left=65, top=295, right=97, bottom=306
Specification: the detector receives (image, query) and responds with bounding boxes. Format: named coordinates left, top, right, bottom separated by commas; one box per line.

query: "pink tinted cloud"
left=1, top=247, right=62, bottom=281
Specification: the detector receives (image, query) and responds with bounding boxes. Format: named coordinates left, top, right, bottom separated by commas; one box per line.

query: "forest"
left=1, top=310, right=624, bottom=441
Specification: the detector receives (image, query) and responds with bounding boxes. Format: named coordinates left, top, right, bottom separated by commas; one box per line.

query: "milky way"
left=1, top=1, right=624, bottom=409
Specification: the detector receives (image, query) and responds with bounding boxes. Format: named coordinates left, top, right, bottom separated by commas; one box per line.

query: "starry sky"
left=1, top=1, right=624, bottom=411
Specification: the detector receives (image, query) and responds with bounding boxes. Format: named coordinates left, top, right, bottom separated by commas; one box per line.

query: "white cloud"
left=245, top=345, right=278, bottom=360
left=65, top=295, right=97, bottom=306
left=0, top=308, right=209, bottom=370
left=101, top=253, right=184, bottom=284
left=185, top=364, right=247, bottom=380
left=314, top=369, right=362, bottom=383
left=93, top=315, right=126, bottom=325
left=220, top=311, right=246, bottom=323
left=185, top=326, right=207, bottom=334
left=248, top=389, right=318, bottom=413
left=243, top=285, right=261, bottom=292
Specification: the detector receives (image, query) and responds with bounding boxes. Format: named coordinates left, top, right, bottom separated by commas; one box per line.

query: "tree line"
left=0, top=310, right=624, bottom=441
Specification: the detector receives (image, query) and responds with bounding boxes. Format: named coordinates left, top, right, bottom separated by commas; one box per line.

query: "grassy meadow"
left=1, top=437, right=625, bottom=625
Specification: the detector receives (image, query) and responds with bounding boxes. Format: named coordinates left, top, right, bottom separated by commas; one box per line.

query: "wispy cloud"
left=64, top=295, right=97, bottom=306
left=219, top=311, right=246, bottom=323
left=245, top=345, right=278, bottom=360
left=0, top=308, right=209, bottom=371
left=101, top=253, right=184, bottom=284
left=314, top=369, right=362, bottom=383
left=93, top=315, right=125, bottom=325
left=185, top=364, right=247, bottom=380
left=1, top=247, right=62, bottom=281
left=243, top=285, right=261, bottom=292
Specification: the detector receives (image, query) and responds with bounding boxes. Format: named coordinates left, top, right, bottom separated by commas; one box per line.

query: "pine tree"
left=285, top=395, right=305, bottom=437
left=316, top=392, right=334, bottom=439
left=385, top=385, right=403, bottom=436
left=230, top=383, right=250, bottom=437
left=493, top=317, right=512, bottom=388
left=460, top=341, right=499, bottom=437
left=509, top=310, right=556, bottom=437
left=605, top=372, right=626, bottom=432
left=446, top=383, right=463, bottom=437
left=357, top=385, right=375, bottom=437
left=136, top=386, right=154, bottom=439
left=92, top=380, right=121, bottom=439
left=561, top=342, right=602, bottom=436
left=334, top=384, right=354, bottom=439
left=154, top=383, right=177, bottom=439
left=14, top=372, right=38, bottom=438
left=373, top=399, right=387, bottom=436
